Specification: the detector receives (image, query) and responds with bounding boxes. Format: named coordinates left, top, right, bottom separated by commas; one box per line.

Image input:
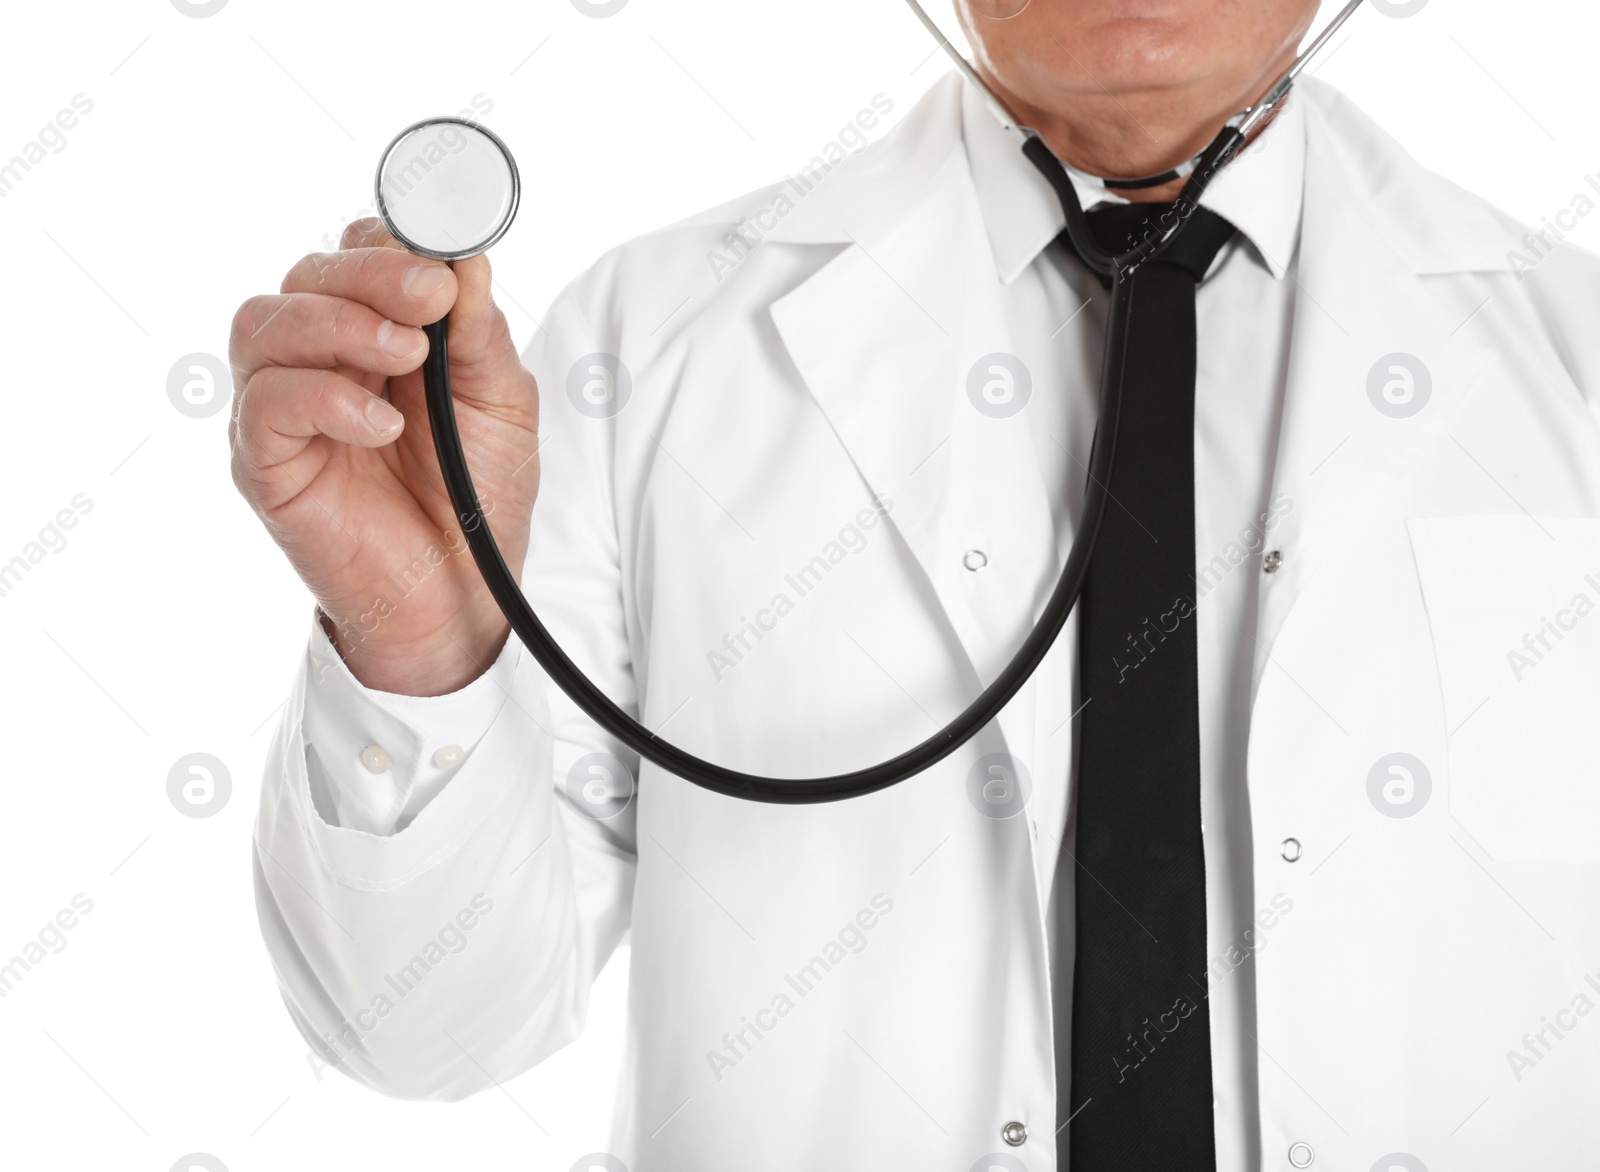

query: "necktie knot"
left=1072, top=202, right=1238, bottom=286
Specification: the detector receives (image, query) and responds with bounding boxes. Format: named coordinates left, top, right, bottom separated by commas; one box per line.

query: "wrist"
left=320, top=608, right=512, bottom=696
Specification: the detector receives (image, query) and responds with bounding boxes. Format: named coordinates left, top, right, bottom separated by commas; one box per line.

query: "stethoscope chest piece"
left=374, top=117, right=520, bottom=261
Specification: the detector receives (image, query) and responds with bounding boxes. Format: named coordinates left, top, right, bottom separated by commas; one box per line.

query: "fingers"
left=230, top=292, right=428, bottom=390
left=338, top=215, right=505, bottom=365
left=231, top=215, right=518, bottom=427
left=341, top=216, right=399, bottom=251
left=281, top=245, right=458, bottom=328
left=232, top=366, right=403, bottom=488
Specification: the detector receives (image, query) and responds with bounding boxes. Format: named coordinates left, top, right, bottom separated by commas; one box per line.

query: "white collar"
left=960, top=79, right=1307, bottom=284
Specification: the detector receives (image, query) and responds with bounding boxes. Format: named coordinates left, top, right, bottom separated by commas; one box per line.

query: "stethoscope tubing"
left=419, top=119, right=1247, bottom=803
left=423, top=291, right=1125, bottom=803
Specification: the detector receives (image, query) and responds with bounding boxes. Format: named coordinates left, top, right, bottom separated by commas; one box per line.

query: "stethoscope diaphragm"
left=374, top=117, right=519, bottom=261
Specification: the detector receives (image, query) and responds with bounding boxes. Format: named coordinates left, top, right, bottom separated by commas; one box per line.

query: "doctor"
left=230, top=0, right=1600, bottom=1168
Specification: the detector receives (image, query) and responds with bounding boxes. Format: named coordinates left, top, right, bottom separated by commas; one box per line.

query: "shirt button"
left=963, top=549, right=989, bottom=571
left=1280, top=837, right=1303, bottom=862
left=1263, top=549, right=1283, bottom=573
left=1288, top=1140, right=1314, bottom=1167
left=433, top=743, right=464, bottom=769
left=360, top=744, right=392, bottom=774
left=1001, top=1120, right=1028, bottom=1146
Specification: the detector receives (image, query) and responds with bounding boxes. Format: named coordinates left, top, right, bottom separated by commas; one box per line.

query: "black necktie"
left=1061, top=203, right=1236, bottom=1170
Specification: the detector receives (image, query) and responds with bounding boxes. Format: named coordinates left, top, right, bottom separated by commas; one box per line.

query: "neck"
left=977, top=43, right=1301, bottom=204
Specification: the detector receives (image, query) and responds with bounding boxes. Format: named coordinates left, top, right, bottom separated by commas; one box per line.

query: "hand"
left=229, top=218, right=538, bottom=695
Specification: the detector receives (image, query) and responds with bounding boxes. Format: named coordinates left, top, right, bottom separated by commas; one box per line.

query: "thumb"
left=433, top=250, right=533, bottom=420
left=443, top=251, right=509, bottom=367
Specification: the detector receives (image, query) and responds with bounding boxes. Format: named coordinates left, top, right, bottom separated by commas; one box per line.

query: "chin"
left=992, top=0, right=1238, bottom=97
left=1077, top=17, right=1200, bottom=87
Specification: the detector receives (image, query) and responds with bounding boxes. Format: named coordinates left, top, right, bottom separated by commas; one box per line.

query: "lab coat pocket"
left=1407, top=515, right=1600, bottom=863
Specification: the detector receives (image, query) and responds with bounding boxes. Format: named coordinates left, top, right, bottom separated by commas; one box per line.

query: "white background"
left=0, top=0, right=1594, bottom=1168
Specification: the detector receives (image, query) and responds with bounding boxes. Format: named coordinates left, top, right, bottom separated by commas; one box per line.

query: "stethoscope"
left=373, top=0, right=1364, bottom=805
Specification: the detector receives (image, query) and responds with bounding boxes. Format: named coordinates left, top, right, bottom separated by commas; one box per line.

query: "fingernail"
left=403, top=264, right=450, bottom=298
left=377, top=319, right=424, bottom=358
left=365, top=395, right=404, bottom=433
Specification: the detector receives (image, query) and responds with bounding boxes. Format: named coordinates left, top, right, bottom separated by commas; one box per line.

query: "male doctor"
left=230, top=0, right=1600, bottom=1167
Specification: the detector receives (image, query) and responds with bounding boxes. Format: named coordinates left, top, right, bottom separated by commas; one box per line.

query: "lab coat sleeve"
left=252, top=279, right=640, bottom=1101
left=297, top=609, right=514, bottom=836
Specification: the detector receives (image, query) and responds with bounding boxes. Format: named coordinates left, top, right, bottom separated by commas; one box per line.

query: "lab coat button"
left=1288, top=1140, right=1314, bottom=1167
left=433, top=743, right=464, bottom=769
left=360, top=744, right=392, bottom=774
left=963, top=549, right=989, bottom=571
left=1263, top=549, right=1283, bottom=573
left=1001, top=1120, right=1028, bottom=1146
left=1280, top=837, right=1302, bottom=862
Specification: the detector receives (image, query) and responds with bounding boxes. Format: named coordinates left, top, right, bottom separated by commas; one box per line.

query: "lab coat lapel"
left=768, top=76, right=1058, bottom=702
left=768, top=171, right=968, bottom=662
left=1249, top=87, right=1504, bottom=705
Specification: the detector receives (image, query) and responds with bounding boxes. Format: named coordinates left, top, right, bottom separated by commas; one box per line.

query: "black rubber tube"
left=421, top=123, right=1246, bottom=804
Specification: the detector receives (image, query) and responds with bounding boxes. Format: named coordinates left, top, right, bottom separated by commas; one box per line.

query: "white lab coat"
left=255, top=72, right=1600, bottom=1169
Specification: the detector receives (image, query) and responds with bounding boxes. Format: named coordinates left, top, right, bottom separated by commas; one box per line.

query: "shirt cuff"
left=300, top=609, right=521, bottom=837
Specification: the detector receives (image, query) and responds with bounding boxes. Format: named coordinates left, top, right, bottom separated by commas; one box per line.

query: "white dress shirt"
left=300, top=83, right=1305, bottom=1168
left=960, top=84, right=1304, bottom=1169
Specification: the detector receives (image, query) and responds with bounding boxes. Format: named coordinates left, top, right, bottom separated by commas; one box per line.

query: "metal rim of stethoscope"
left=405, top=0, right=1365, bottom=804
left=374, top=116, right=522, bottom=262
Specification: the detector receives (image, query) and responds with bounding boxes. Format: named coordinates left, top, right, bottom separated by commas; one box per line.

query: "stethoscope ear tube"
left=420, top=269, right=1137, bottom=802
